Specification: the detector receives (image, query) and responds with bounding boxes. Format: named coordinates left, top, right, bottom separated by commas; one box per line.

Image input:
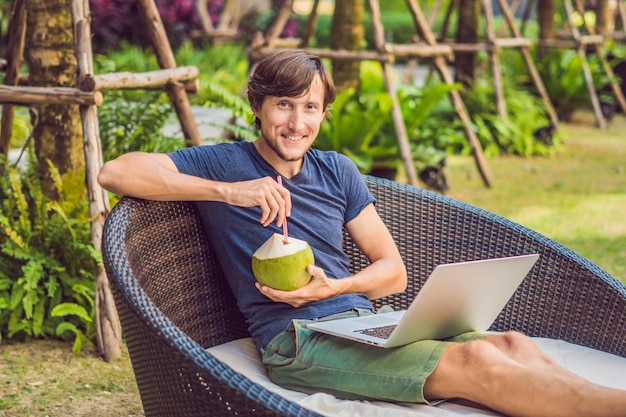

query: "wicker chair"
left=102, top=175, right=626, bottom=417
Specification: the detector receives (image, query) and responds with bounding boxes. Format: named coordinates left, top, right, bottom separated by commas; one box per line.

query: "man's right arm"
left=97, top=151, right=291, bottom=227
left=97, top=151, right=228, bottom=201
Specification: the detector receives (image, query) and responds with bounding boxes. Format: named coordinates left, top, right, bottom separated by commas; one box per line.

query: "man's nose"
left=288, top=109, right=305, bottom=131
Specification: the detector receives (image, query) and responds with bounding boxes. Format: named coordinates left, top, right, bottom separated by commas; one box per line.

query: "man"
left=98, top=50, right=626, bottom=417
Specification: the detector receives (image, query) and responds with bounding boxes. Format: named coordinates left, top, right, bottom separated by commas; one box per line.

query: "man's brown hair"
left=247, top=49, right=336, bottom=129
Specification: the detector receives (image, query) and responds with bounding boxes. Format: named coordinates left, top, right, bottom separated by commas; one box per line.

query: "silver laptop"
left=306, top=254, right=539, bottom=348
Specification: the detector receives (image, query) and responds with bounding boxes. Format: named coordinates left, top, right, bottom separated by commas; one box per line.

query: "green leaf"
left=22, top=258, right=45, bottom=290
left=51, top=303, right=93, bottom=323
left=9, top=284, right=25, bottom=310
left=72, top=331, right=85, bottom=354
left=55, top=321, right=78, bottom=337
left=32, top=298, right=46, bottom=336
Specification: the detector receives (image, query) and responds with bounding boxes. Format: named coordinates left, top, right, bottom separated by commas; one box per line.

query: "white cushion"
left=208, top=336, right=626, bottom=416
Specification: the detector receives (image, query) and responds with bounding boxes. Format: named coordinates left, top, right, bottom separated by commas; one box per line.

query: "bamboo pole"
left=299, top=0, right=320, bottom=48
left=10, top=70, right=198, bottom=94
left=249, top=47, right=390, bottom=62
left=619, top=0, right=626, bottom=34
left=494, top=0, right=559, bottom=127
left=217, top=0, right=238, bottom=31
left=264, top=0, right=294, bottom=48
left=496, top=0, right=521, bottom=36
left=90, top=67, right=200, bottom=91
left=405, top=0, right=493, bottom=188
left=369, top=0, right=420, bottom=187
left=573, top=0, right=626, bottom=115
left=71, top=0, right=122, bottom=362
left=0, top=0, right=26, bottom=157
left=481, top=0, right=508, bottom=119
left=137, top=0, right=202, bottom=146
left=519, top=0, right=537, bottom=35
left=565, top=0, right=606, bottom=129
left=427, top=0, right=444, bottom=28
left=249, top=44, right=454, bottom=62
left=196, top=0, right=214, bottom=34
left=0, top=85, right=102, bottom=106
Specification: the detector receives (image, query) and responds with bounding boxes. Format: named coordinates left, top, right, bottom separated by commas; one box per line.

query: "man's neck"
left=253, top=139, right=304, bottom=179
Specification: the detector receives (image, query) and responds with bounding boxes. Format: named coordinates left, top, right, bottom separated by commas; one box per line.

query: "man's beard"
left=264, top=135, right=309, bottom=162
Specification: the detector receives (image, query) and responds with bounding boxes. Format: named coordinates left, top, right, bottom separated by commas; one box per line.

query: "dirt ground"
left=0, top=339, right=143, bottom=417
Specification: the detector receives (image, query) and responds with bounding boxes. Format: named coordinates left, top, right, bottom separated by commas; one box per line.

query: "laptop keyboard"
left=355, top=324, right=397, bottom=339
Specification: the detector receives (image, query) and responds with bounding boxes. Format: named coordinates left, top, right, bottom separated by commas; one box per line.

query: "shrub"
left=90, top=0, right=217, bottom=52
left=94, top=40, right=249, bottom=98
left=315, top=62, right=456, bottom=174
left=0, top=153, right=97, bottom=353
left=98, top=89, right=184, bottom=161
left=89, top=0, right=267, bottom=53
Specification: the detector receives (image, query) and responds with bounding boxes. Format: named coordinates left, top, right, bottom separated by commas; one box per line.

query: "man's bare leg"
left=424, top=331, right=626, bottom=417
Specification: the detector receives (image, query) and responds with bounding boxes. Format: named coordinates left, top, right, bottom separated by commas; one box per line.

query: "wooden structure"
left=0, top=0, right=201, bottom=361
left=563, top=0, right=626, bottom=128
left=249, top=0, right=494, bottom=188
left=437, top=0, right=559, bottom=126
left=195, top=0, right=241, bottom=42
left=612, top=0, right=626, bottom=41
left=524, top=0, right=626, bottom=128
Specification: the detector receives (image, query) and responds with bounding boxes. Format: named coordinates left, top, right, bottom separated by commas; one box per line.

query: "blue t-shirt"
left=169, top=141, right=375, bottom=350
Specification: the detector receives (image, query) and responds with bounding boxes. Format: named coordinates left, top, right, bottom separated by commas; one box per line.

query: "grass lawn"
left=0, top=111, right=624, bottom=416
left=0, top=339, right=141, bottom=416
left=445, top=111, right=626, bottom=283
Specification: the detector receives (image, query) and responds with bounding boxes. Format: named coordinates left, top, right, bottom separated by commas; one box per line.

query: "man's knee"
left=439, top=332, right=536, bottom=377
left=431, top=338, right=511, bottom=398
left=451, top=337, right=508, bottom=371
left=486, top=331, right=530, bottom=349
left=450, top=332, right=535, bottom=372
left=482, top=331, right=558, bottom=368
left=484, top=331, right=538, bottom=356
left=426, top=338, right=505, bottom=399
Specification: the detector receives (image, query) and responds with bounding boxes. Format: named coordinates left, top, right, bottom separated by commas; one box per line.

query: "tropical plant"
left=94, top=40, right=250, bottom=100
left=532, top=47, right=615, bottom=122
left=386, top=82, right=461, bottom=166
left=199, top=82, right=258, bottom=142
left=0, top=153, right=97, bottom=353
left=314, top=62, right=395, bottom=173
left=316, top=86, right=394, bottom=173
left=1, top=107, right=33, bottom=151
left=457, top=78, right=559, bottom=157
left=315, top=62, right=459, bottom=176
left=98, top=90, right=184, bottom=162
left=175, top=40, right=249, bottom=98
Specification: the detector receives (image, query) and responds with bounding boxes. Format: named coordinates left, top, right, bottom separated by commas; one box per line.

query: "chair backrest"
left=102, top=197, right=249, bottom=348
left=103, top=175, right=626, bottom=353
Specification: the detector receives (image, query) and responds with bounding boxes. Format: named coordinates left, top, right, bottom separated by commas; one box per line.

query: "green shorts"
left=261, top=308, right=484, bottom=404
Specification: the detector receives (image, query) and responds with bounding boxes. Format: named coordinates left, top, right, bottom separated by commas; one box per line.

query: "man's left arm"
left=256, top=203, right=407, bottom=307
left=338, top=203, right=407, bottom=299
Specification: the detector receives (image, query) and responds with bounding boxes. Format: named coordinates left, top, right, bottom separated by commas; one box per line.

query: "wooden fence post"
left=71, top=0, right=122, bottom=361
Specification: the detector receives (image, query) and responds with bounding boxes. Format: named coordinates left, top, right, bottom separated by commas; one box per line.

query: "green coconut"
left=252, top=233, right=314, bottom=291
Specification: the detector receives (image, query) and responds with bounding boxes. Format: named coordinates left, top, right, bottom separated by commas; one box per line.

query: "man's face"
left=254, top=75, right=326, bottom=167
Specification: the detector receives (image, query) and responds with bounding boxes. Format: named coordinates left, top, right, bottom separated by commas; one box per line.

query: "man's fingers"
left=227, top=176, right=291, bottom=227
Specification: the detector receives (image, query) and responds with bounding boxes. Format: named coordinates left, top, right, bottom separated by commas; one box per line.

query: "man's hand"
left=225, top=176, right=291, bottom=227
left=255, top=265, right=342, bottom=308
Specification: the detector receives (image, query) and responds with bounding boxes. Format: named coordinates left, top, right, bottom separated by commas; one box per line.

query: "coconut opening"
left=253, top=233, right=309, bottom=260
